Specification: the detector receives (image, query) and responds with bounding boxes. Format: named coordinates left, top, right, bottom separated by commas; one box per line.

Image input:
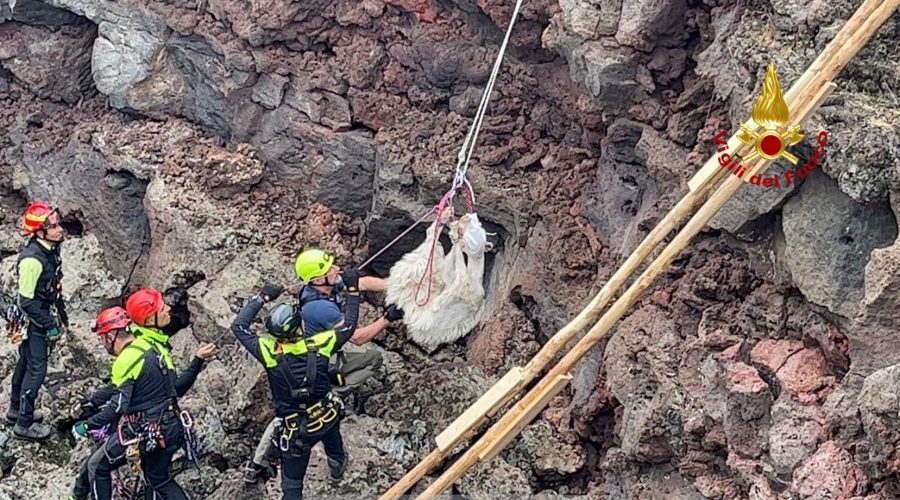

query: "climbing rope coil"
left=383, top=0, right=523, bottom=350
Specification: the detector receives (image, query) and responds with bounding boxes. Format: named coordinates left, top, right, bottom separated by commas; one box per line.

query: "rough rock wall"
left=0, top=0, right=899, bottom=498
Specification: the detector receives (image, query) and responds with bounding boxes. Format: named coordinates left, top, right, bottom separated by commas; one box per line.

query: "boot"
left=6, top=408, right=45, bottom=424
left=328, top=455, right=348, bottom=482
left=12, top=422, right=51, bottom=441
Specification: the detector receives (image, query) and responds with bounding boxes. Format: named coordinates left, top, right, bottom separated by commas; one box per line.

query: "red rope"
left=412, top=182, right=477, bottom=307
left=463, top=182, right=474, bottom=213
left=414, top=189, right=455, bottom=307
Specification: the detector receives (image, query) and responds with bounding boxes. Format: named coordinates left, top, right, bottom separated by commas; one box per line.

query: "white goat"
left=385, top=210, right=487, bottom=351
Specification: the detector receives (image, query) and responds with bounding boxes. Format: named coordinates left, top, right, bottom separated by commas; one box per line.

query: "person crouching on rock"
left=70, top=289, right=216, bottom=500
left=9, top=201, right=68, bottom=442
left=231, top=281, right=363, bottom=500
left=69, top=304, right=215, bottom=500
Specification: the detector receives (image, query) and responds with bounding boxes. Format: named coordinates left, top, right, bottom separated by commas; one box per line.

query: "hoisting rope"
left=451, top=0, right=524, bottom=194
left=413, top=0, right=524, bottom=307
left=207, top=0, right=525, bottom=326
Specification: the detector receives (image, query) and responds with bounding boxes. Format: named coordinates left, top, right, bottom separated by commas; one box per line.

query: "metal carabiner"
left=179, top=410, right=193, bottom=429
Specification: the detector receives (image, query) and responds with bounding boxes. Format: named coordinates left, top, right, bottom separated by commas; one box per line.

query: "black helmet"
left=265, top=303, right=302, bottom=339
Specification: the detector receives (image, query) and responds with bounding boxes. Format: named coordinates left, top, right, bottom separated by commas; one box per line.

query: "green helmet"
left=295, top=248, right=334, bottom=283
left=265, top=303, right=303, bottom=340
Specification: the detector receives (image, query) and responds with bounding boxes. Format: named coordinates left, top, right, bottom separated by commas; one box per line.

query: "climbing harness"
left=271, top=342, right=343, bottom=452
left=118, top=412, right=166, bottom=454
left=277, top=394, right=342, bottom=454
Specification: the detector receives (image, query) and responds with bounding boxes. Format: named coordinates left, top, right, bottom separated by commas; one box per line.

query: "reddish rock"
left=466, top=304, right=540, bottom=375
left=679, top=449, right=718, bottom=477
left=726, top=452, right=768, bottom=490
left=751, top=339, right=804, bottom=372
left=720, top=361, right=773, bottom=458
left=776, top=348, right=833, bottom=397
left=768, top=395, right=827, bottom=476
left=717, top=342, right=742, bottom=362
left=651, top=289, right=671, bottom=306
left=693, top=474, right=741, bottom=499
left=384, top=0, right=438, bottom=22
left=702, top=423, right=727, bottom=451
left=726, top=362, right=769, bottom=393
left=792, top=441, right=867, bottom=499
left=0, top=22, right=96, bottom=105
left=806, top=322, right=851, bottom=374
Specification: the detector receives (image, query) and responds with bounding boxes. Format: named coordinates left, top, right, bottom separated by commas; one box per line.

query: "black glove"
left=341, top=268, right=360, bottom=292
left=260, top=283, right=285, bottom=303
left=384, top=303, right=405, bottom=322
left=70, top=398, right=97, bottom=420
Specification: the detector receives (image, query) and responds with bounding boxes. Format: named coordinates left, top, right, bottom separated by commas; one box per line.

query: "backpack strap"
left=274, top=346, right=319, bottom=406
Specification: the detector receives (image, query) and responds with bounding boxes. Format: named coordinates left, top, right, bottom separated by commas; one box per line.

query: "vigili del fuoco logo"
left=713, top=63, right=828, bottom=188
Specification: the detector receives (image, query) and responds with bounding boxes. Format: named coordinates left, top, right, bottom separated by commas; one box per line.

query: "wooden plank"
left=478, top=372, right=572, bottom=463
left=687, top=132, right=751, bottom=193
left=435, top=367, right=525, bottom=451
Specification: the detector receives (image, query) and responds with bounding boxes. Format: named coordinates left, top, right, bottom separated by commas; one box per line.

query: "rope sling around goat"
left=409, top=0, right=524, bottom=308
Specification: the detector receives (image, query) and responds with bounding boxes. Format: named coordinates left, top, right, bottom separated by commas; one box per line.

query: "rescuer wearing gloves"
left=71, top=290, right=215, bottom=500
left=70, top=307, right=215, bottom=500
left=294, top=248, right=403, bottom=343
left=241, top=251, right=405, bottom=485
left=8, top=201, right=68, bottom=441
left=231, top=277, right=373, bottom=499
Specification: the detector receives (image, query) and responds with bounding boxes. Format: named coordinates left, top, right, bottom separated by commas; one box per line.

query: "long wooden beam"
left=407, top=0, right=898, bottom=496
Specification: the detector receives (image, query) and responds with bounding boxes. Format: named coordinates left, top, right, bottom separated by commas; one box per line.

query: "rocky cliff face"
left=1, top=0, right=899, bottom=498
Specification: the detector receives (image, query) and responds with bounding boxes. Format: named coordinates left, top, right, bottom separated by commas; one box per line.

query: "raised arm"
left=230, top=284, right=285, bottom=364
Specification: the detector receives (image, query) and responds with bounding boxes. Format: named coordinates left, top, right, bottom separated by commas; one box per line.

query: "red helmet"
left=21, top=201, right=59, bottom=236
left=125, top=288, right=165, bottom=326
left=91, top=307, right=132, bottom=335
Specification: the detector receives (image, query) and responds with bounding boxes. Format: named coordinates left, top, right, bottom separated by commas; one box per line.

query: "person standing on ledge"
left=9, top=201, right=68, bottom=441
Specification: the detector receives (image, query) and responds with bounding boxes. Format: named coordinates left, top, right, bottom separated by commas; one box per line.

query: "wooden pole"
left=412, top=0, right=898, bottom=494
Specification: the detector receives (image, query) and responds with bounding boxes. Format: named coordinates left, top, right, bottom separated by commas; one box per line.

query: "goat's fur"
left=385, top=213, right=486, bottom=351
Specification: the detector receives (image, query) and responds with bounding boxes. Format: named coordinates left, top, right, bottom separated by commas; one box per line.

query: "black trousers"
left=73, top=434, right=127, bottom=499
left=281, top=421, right=345, bottom=500
left=10, top=328, right=49, bottom=428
